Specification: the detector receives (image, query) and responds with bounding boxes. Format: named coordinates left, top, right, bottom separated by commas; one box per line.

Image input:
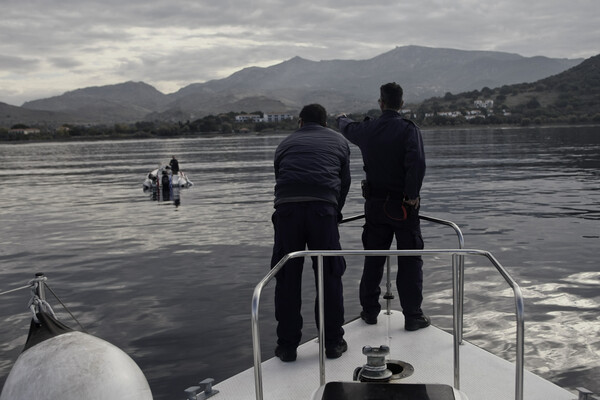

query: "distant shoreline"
left=421, top=122, right=600, bottom=133
left=1, top=122, right=598, bottom=144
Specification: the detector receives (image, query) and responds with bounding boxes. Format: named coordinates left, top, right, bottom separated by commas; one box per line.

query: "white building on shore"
left=235, top=112, right=294, bottom=123
left=8, top=128, right=41, bottom=135
left=234, top=114, right=263, bottom=123
left=262, top=112, right=294, bottom=123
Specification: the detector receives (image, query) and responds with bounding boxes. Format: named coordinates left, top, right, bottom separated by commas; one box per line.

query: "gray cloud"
left=0, top=0, right=598, bottom=105
left=0, top=55, right=41, bottom=71
left=48, top=57, right=84, bottom=69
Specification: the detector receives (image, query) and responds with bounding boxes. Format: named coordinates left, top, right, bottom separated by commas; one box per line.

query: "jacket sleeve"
left=403, top=124, right=426, bottom=199
left=337, top=143, right=351, bottom=212
left=273, top=148, right=279, bottom=179
left=337, top=116, right=365, bottom=147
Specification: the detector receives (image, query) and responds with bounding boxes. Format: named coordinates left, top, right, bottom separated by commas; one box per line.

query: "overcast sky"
left=1, top=0, right=598, bottom=106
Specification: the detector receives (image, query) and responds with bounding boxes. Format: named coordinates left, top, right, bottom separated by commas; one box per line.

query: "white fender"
left=0, top=331, right=152, bottom=400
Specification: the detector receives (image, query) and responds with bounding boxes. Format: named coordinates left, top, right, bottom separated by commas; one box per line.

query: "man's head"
left=299, top=104, right=327, bottom=127
left=379, top=82, right=404, bottom=111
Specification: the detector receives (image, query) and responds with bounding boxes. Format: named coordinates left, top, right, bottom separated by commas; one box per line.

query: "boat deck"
left=213, top=310, right=575, bottom=400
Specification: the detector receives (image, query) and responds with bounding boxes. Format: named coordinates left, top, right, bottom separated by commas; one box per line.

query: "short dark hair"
left=380, top=82, right=403, bottom=110
left=299, top=104, right=327, bottom=127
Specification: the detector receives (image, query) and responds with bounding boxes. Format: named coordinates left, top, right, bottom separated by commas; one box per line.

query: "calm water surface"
left=0, top=126, right=598, bottom=399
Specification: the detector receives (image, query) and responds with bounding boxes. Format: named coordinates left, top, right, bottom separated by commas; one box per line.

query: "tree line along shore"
left=2, top=108, right=598, bottom=143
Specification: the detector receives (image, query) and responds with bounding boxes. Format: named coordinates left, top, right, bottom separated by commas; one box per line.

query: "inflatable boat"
left=142, top=165, right=193, bottom=189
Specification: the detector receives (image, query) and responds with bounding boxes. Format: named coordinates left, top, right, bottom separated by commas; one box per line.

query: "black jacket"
left=274, top=123, right=351, bottom=211
left=337, top=110, right=425, bottom=199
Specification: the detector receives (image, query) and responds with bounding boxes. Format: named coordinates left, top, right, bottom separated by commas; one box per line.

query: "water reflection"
left=143, top=186, right=183, bottom=208
left=0, top=128, right=598, bottom=399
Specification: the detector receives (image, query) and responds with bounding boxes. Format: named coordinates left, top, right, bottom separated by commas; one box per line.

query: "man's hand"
left=404, top=198, right=420, bottom=209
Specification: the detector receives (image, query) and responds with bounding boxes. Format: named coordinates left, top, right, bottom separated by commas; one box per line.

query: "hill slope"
left=416, top=53, right=600, bottom=125
left=0, top=102, right=78, bottom=127
left=169, top=46, right=581, bottom=114
left=22, top=81, right=170, bottom=123
left=10, top=45, right=584, bottom=125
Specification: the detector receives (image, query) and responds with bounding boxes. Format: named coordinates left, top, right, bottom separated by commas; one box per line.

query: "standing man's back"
left=271, top=104, right=351, bottom=362
left=339, top=113, right=424, bottom=199
left=337, top=82, right=429, bottom=331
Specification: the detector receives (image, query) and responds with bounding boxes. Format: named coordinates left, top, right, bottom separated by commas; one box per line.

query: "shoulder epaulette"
left=402, top=117, right=420, bottom=129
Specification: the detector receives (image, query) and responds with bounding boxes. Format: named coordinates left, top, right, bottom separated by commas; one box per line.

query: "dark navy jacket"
left=337, top=110, right=425, bottom=199
left=274, top=123, right=351, bottom=211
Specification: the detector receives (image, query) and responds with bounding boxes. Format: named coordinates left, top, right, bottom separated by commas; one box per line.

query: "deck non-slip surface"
left=213, top=311, right=575, bottom=400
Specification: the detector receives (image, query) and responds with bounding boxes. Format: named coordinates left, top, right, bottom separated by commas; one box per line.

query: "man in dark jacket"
left=272, top=104, right=351, bottom=361
left=169, top=156, right=179, bottom=174
left=336, top=82, right=429, bottom=332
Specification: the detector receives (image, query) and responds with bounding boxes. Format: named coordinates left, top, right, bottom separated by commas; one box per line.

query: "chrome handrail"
left=341, top=213, right=466, bottom=343
left=251, top=248, right=524, bottom=400
left=419, top=214, right=465, bottom=345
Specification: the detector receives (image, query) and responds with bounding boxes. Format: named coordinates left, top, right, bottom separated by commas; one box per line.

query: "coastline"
left=1, top=122, right=599, bottom=145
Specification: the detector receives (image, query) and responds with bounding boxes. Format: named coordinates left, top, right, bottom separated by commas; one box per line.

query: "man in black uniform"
left=271, top=104, right=351, bottom=361
left=169, top=156, right=179, bottom=174
left=336, top=82, right=429, bottom=331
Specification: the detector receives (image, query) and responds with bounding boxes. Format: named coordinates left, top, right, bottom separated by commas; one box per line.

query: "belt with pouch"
left=361, top=180, right=404, bottom=200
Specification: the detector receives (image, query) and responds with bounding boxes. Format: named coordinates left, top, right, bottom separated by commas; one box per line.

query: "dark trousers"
left=360, top=198, right=424, bottom=318
left=271, top=201, right=346, bottom=349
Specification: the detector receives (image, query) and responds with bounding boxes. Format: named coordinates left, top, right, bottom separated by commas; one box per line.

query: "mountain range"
left=0, top=45, right=585, bottom=127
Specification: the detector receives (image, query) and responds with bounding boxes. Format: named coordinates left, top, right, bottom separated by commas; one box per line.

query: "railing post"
left=458, top=252, right=465, bottom=345
left=419, top=214, right=466, bottom=344
left=452, top=253, right=460, bottom=390
left=34, top=272, right=47, bottom=301
left=252, top=253, right=293, bottom=400
left=515, top=284, right=525, bottom=400
left=317, top=255, right=326, bottom=386
left=384, top=256, right=393, bottom=315
left=251, top=286, right=264, bottom=400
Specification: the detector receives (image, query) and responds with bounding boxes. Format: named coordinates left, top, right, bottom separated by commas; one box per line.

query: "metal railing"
left=341, top=214, right=466, bottom=343
left=251, top=217, right=524, bottom=400
left=418, top=214, right=465, bottom=344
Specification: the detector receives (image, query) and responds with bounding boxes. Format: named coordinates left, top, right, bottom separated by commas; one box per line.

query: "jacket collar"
left=381, top=109, right=401, bottom=118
